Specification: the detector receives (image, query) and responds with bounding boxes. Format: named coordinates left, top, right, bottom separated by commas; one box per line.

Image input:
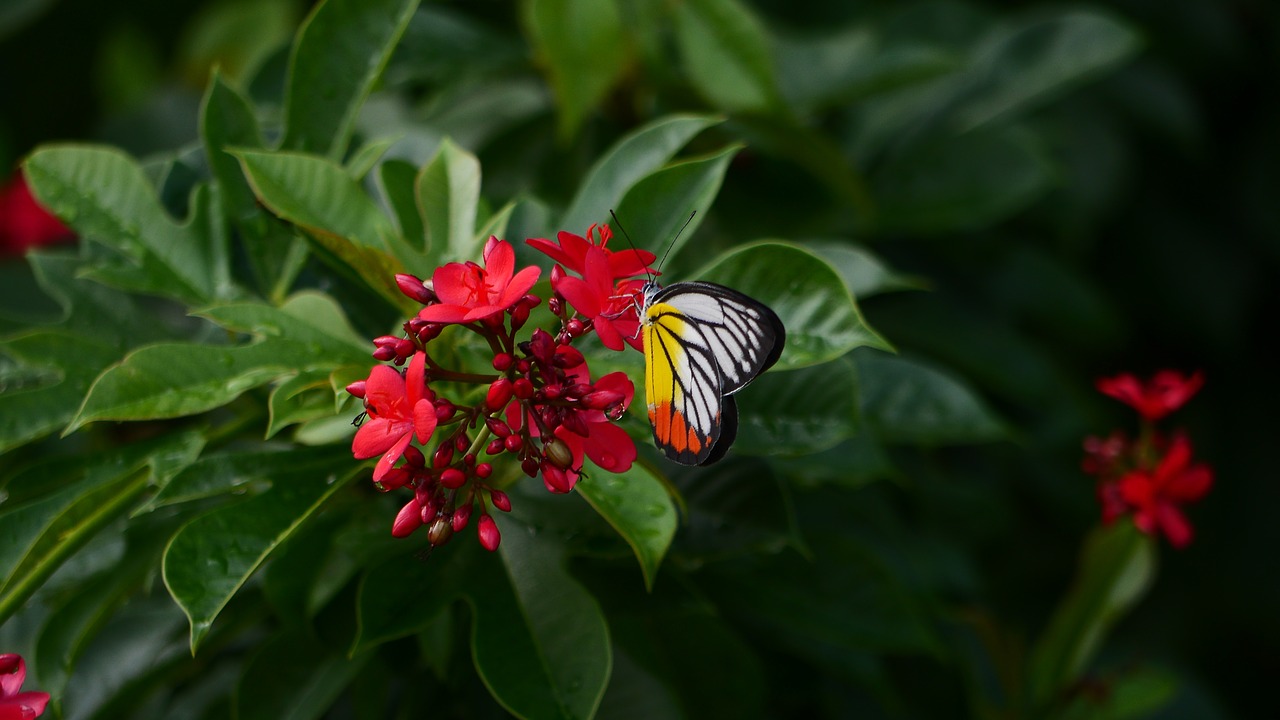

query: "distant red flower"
left=1, top=653, right=49, bottom=718
left=527, top=223, right=655, bottom=280
left=0, top=172, right=74, bottom=257
left=1096, top=370, right=1204, bottom=422
left=352, top=352, right=437, bottom=482
left=419, top=237, right=540, bottom=323
left=1113, top=435, right=1214, bottom=548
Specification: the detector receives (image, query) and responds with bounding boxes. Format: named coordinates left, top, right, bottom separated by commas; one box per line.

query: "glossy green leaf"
left=23, top=145, right=233, bottom=305
left=872, top=125, right=1053, bottom=234
left=1058, top=665, right=1177, bottom=720
left=352, top=544, right=463, bottom=655
left=235, top=149, right=410, bottom=311
left=674, top=457, right=800, bottom=558
left=523, top=0, right=628, bottom=140
left=733, top=357, right=859, bottom=457
left=280, top=0, right=420, bottom=158
left=344, top=137, right=396, bottom=181
left=144, top=444, right=353, bottom=512
left=267, top=371, right=340, bottom=438
left=576, top=463, right=677, bottom=590
left=954, top=10, right=1141, bottom=132
left=696, top=241, right=890, bottom=370
left=468, top=515, right=611, bottom=720
left=1028, top=522, right=1157, bottom=707
left=417, top=137, right=482, bottom=264
left=377, top=158, right=424, bottom=243
left=71, top=293, right=368, bottom=430
left=613, top=145, right=740, bottom=263
left=237, top=628, right=369, bottom=720
left=162, top=449, right=357, bottom=650
left=673, top=0, right=781, bottom=113
left=206, top=81, right=308, bottom=298
left=854, top=350, right=1007, bottom=445
left=0, top=432, right=203, bottom=624
left=804, top=240, right=927, bottom=298
left=559, top=114, right=723, bottom=234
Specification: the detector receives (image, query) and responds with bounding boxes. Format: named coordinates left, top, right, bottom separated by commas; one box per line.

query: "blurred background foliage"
left=1, top=0, right=1277, bottom=718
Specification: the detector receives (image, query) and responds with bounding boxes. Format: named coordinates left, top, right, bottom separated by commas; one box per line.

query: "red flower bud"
left=394, top=338, right=416, bottom=359
left=513, top=378, right=535, bottom=400
left=440, top=467, right=468, bottom=489
left=417, top=323, right=442, bottom=342
left=541, top=461, right=572, bottom=493
left=486, top=438, right=506, bottom=455
left=490, top=489, right=511, bottom=512
left=391, top=500, right=424, bottom=538
left=522, top=457, right=540, bottom=477
left=377, top=466, right=413, bottom=491
left=529, top=328, right=555, bottom=362
left=452, top=502, right=473, bottom=532
left=553, top=346, right=584, bottom=368
left=434, top=399, right=456, bottom=421
left=510, top=303, right=530, bottom=330
left=504, top=434, right=523, bottom=453
left=522, top=294, right=542, bottom=308
left=402, top=445, right=426, bottom=468
left=433, top=444, right=454, bottom=469
left=455, top=433, right=471, bottom=452
left=346, top=380, right=367, bottom=399
left=548, top=296, right=563, bottom=315
left=396, top=273, right=438, bottom=304
left=493, top=352, right=514, bottom=371
left=581, top=390, right=624, bottom=410
left=566, top=318, right=584, bottom=337
left=478, top=515, right=501, bottom=551
left=476, top=462, right=493, bottom=479
left=485, top=417, right=511, bottom=437
left=372, top=346, right=396, bottom=361
left=562, top=410, right=589, bottom=438
left=486, top=377, right=514, bottom=410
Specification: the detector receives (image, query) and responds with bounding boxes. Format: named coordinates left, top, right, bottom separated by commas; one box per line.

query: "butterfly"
left=640, top=278, right=785, bottom=465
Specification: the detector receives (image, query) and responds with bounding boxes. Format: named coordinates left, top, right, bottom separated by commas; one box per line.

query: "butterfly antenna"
left=657, top=211, right=696, bottom=275
left=609, top=209, right=654, bottom=283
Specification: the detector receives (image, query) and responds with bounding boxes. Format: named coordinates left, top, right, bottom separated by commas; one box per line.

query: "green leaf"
left=1058, top=665, right=1177, bottom=720
left=236, top=627, right=369, bottom=720
left=417, top=138, right=482, bottom=264
left=871, top=124, right=1054, bottom=234
left=576, top=463, right=677, bottom=590
left=673, top=0, right=781, bottom=113
left=0, top=432, right=204, bottom=624
left=853, top=350, right=1007, bottom=445
left=377, top=158, right=425, bottom=244
left=559, top=114, right=723, bottom=234
left=1028, top=522, right=1157, bottom=707
left=23, top=145, right=233, bottom=305
left=523, top=0, right=628, bottom=140
left=71, top=293, right=369, bottom=431
left=280, top=0, right=420, bottom=158
left=144, top=445, right=353, bottom=512
left=954, top=10, right=1141, bottom=132
left=467, top=515, right=611, bottom=720
left=352, top=545, right=460, bottom=655
left=234, top=149, right=410, bottom=310
left=804, top=240, right=927, bottom=298
left=267, top=371, right=340, bottom=439
left=201, top=72, right=308, bottom=302
left=613, top=145, right=741, bottom=263
left=695, top=241, right=890, bottom=370
left=344, top=137, right=396, bottom=181
left=733, top=357, right=859, bottom=457
left=162, top=448, right=358, bottom=651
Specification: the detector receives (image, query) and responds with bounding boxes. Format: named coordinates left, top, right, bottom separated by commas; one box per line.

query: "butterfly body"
left=640, top=279, right=785, bottom=465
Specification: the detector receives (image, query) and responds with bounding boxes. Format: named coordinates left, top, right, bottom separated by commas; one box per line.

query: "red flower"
left=1, top=653, right=50, bottom=718
left=1096, top=370, right=1204, bottom=422
left=553, top=247, right=646, bottom=351
left=352, top=352, right=437, bottom=481
left=419, top=237, right=541, bottom=323
left=554, top=370, right=637, bottom=475
left=527, top=224, right=655, bottom=280
left=1112, top=435, right=1213, bottom=548
left=0, top=172, right=74, bottom=257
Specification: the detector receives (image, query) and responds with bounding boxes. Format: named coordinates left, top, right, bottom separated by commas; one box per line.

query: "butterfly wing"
left=643, top=282, right=785, bottom=465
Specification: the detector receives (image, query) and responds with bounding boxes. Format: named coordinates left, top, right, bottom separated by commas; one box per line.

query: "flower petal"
left=496, top=265, right=542, bottom=309
left=483, top=238, right=515, bottom=286
left=432, top=262, right=480, bottom=306
left=0, top=653, right=25, bottom=696
left=1155, top=503, right=1194, bottom=548
left=419, top=303, right=474, bottom=323
left=373, top=432, right=413, bottom=481
left=413, top=399, right=438, bottom=444
left=406, top=352, right=427, bottom=405
left=580, top=420, right=636, bottom=473
left=556, top=275, right=602, bottom=318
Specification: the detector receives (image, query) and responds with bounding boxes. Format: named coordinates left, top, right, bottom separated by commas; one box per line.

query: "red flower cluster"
left=350, top=232, right=651, bottom=551
left=0, top=171, right=74, bottom=257
left=1084, top=370, right=1212, bottom=548
left=1, top=653, right=49, bottom=718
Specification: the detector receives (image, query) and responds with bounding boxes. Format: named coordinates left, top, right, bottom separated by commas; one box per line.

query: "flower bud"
left=548, top=296, right=563, bottom=316
left=529, top=328, right=555, bottom=362
left=433, top=443, right=454, bottom=469
left=553, top=346, right=584, bottom=368
left=417, top=323, right=442, bottom=342
left=582, top=390, right=624, bottom=410
left=522, top=457, right=540, bottom=477
left=476, top=462, right=493, bottom=479
left=543, top=383, right=562, bottom=400
left=522, top=294, right=542, bottom=308
left=455, top=433, right=471, bottom=452
left=541, top=461, right=572, bottom=493
left=566, top=318, right=584, bottom=337
left=378, top=466, right=413, bottom=491
left=562, top=410, right=589, bottom=438
left=486, top=438, right=506, bottom=455
left=396, top=273, right=438, bottom=304
left=434, top=398, right=456, bottom=422
left=490, top=489, right=511, bottom=512
left=372, top=346, right=397, bottom=361
left=478, top=515, right=501, bottom=551
left=513, top=378, right=535, bottom=400
left=428, top=515, right=454, bottom=546
left=402, top=445, right=426, bottom=468
left=345, top=380, right=367, bottom=399
left=492, top=352, right=514, bottom=371
left=394, top=338, right=416, bottom=359
left=440, top=467, right=467, bottom=489
left=391, top=500, right=424, bottom=538
left=510, top=304, right=530, bottom=330
left=543, top=437, right=573, bottom=469
left=485, top=417, right=512, bottom=437
left=486, top=377, right=514, bottom=410
left=504, top=434, right=523, bottom=453
left=451, top=502, right=473, bottom=532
